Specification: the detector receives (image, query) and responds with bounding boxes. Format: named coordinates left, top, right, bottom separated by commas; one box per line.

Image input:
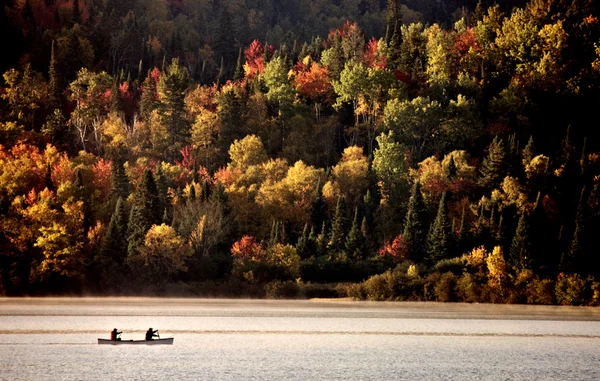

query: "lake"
left=1, top=298, right=600, bottom=380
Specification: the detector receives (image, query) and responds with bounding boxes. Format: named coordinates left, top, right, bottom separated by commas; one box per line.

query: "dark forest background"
left=1, top=0, right=600, bottom=303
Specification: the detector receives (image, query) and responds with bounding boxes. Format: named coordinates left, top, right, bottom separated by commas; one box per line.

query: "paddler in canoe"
left=145, top=328, right=159, bottom=341
left=110, top=328, right=122, bottom=341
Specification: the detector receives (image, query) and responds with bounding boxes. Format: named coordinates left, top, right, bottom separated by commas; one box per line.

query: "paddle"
left=157, top=330, right=160, bottom=340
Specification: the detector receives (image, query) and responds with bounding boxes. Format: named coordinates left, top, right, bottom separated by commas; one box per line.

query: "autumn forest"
left=1, top=0, right=600, bottom=304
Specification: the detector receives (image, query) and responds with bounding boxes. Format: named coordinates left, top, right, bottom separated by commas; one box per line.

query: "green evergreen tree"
left=522, top=135, right=535, bottom=167
left=316, top=221, right=328, bottom=257
left=510, top=210, right=530, bottom=269
left=140, top=70, right=159, bottom=121
left=330, top=197, right=348, bottom=251
left=234, top=48, right=243, bottom=81
left=310, top=180, right=327, bottom=229
left=44, top=163, right=54, bottom=192
left=345, top=208, right=365, bottom=259
left=48, top=40, right=62, bottom=109
left=427, top=192, right=452, bottom=265
left=127, top=169, right=161, bottom=256
left=403, top=181, right=428, bottom=263
left=110, top=79, right=122, bottom=114
left=479, top=136, right=507, bottom=189
left=296, top=223, right=310, bottom=259
left=444, top=155, right=457, bottom=179
left=154, top=165, right=171, bottom=222
left=110, top=156, right=129, bottom=201
left=214, top=9, right=237, bottom=75
left=101, top=197, right=128, bottom=264
left=158, top=59, right=190, bottom=161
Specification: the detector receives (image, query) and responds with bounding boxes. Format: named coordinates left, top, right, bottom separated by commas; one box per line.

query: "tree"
left=345, top=208, right=365, bottom=259
left=330, top=196, right=348, bottom=252
left=127, top=169, right=161, bottom=257
left=48, top=40, right=62, bottom=109
left=228, top=135, right=268, bottom=171
left=372, top=131, right=409, bottom=205
left=427, top=192, right=452, bottom=265
left=510, top=210, right=530, bottom=270
left=403, top=181, right=428, bottom=263
left=157, top=59, right=190, bottom=160
left=140, top=68, right=160, bottom=122
left=479, top=136, right=507, bottom=189
left=109, top=156, right=129, bottom=202
left=131, top=224, right=189, bottom=283
left=99, top=197, right=128, bottom=269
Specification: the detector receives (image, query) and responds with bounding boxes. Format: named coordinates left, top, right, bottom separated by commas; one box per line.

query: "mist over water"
left=1, top=298, right=600, bottom=380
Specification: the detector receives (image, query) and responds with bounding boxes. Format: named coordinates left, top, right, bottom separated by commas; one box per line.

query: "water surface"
left=1, top=298, right=599, bottom=380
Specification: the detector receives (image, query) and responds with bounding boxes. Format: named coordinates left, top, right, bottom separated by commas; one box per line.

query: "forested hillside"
left=1, top=0, right=600, bottom=303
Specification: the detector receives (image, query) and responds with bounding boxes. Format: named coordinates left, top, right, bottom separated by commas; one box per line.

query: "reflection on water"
left=1, top=298, right=600, bottom=380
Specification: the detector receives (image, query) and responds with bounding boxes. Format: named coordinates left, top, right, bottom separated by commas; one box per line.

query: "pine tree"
left=479, top=136, right=507, bottom=189
left=403, top=181, right=428, bottom=263
left=310, top=180, right=327, bottom=229
left=234, top=48, right=243, bottom=81
left=296, top=223, right=310, bottom=259
left=330, top=197, right=348, bottom=251
left=510, top=210, right=530, bottom=269
left=140, top=70, right=159, bottom=121
left=110, top=79, right=122, bottom=114
left=427, top=192, right=452, bottom=265
left=345, top=208, right=365, bottom=259
left=127, top=169, right=161, bottom=256
left=110, top=156, right=129, bottom=201
left=214, top=9, right=237, bottom=75
left=316, top=221, right=328, bottom=257
left=101, top=197, right=128, bottom=264
left=44, top=163, right=55, bottom=192
left=444, top=155, right=457, bottom=179
left=158, top=59, right=190, bottom=160
left=216, top=57, right=225, bottom=88
left=48, top=40, right=62, bottom=109
left=522, top=135, right=535, bottom=167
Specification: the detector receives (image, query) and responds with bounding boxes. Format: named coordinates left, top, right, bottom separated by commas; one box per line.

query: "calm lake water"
left=1, top=298, right=600, bottom=380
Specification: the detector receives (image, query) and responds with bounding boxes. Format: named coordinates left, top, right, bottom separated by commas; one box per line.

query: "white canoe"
left=98, top=338, right=174, bottom=345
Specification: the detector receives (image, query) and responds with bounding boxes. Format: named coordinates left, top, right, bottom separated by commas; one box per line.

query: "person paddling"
left=110, top=328, right=122, bottom=341
left=145, top=328, right=159, bottom=341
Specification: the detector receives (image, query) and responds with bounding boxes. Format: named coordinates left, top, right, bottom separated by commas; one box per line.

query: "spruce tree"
left=101, top=197, right=128, bottom=264
left=509, top=210, right=530, bottom=269
left=316, top=221, right=328, bottom=257
left=403, top=181, right=428, bottom=263
left=330, top=197, right=348, bottom=251
left=44, top=163, right=55, bottom=192
left=48, top=40, right=62, bottom=109
left=479, top=136, right=507, bottom=189
left=427, top=192, right=452, bottom=265
left=110, top=156, right=129, bottom=202
left=522, top=135, right=535, bottom=167
left=345, top=208, right=365, bottom=259
left=158, top=59, right=190, bottom=161
left=310, top=180, right=327, bottom=229
left=127, top=169, right=161, bottom=256
left=140, top=70, right=159, bottom=121
left=444, top=155, right=457, bottom=179
left=234, top=48, right=243, bottom=81
left=296, top=223, right=310, bottom=259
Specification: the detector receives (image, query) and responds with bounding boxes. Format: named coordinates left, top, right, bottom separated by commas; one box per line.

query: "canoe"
left=98, top=338, right=174, bottom=345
